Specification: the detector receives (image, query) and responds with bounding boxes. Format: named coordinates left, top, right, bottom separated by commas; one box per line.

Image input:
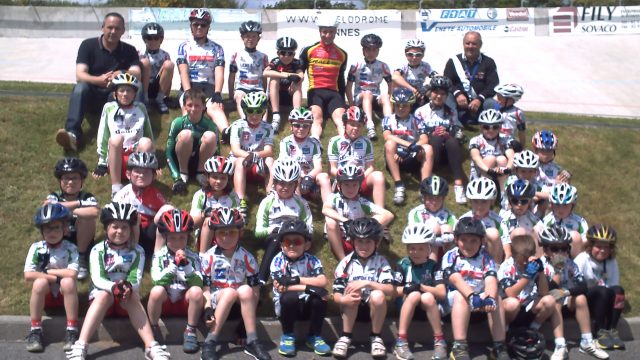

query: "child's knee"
left=177, top=129, right=194, bottom=143
left=201, top=131, right=217, bottom=145
left=187, top=287, right=204, bottom=302
left=137, top=137, right=154, bottom=151
left=368, top=290, right=386, bottom=306
left=60, top=277, right=77, bottom=293
left=502, top=297, right=520, bottom=313
left=370, top=171, right=384, bottom=185
left=149, top=286, right=167, bottom=300
left=162, top=60, right=174, bottom=71
left=421, top=292, right=437, bottom=307
left=32, top=278, right=50, bottom=293
left=237, top=285, right=255, bottom=301
left=109, top=134, right=125, bottom=147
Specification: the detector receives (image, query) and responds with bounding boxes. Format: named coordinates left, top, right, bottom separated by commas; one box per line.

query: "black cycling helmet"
left=586, top=224, right=617, bottom=244
left=538, top=225, right=572, bottom=248
left=454, top=217, right=486, bottom=238
left=34, top=203, right=71, bottom=228
left=239, top=20, right=262, bottom=35
left=278, top=220, right=311, bottom=242
left=54, top=157, right=88, bottom=179
left=100, top=202, right=138, bottom=226
left=347, top=217, right=383, bottom=242
left=360, top=34, right=382, bottom=48
left=141, top=22, right=164, bottom=39
left=430, top=75, right=452, bottom=92
left=420, top=175, right=449, bottom=196
left=276, top=36, right=298, bottom=51
left=507, top=328, right=546, bottom=360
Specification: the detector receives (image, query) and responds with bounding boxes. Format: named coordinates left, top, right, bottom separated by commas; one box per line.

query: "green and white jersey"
left=328, top=193, right=386, bottom=221
left=24, top=240, right=79, bottom=273
left=543, top=212, right=588, bottom=242
left=459, top=210, right=510, bottom=244
left=255, top=193, right=312, bottom=239
left=190, top=189, right=240, bottom=217
left=407, top=204, right=457, bottom=228
left=499, top=209, right=543, bottom=243
left=229, top=119, right=274, bottom=159
left=151, top=246, right=203, bottom=302
left=96, top=101, right=153, bottom=166
left=88, top=240, right=144, bottom=300
left=279, top=135, right=322, bottom=175
left=327, top=134, right=374, bottom=169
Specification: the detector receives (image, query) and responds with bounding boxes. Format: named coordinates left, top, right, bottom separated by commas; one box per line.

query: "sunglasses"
left=406, top=52, right=423, bottom=57
left=278, top=51, right=295, bottom=56
left=283, top=238, right=304, bottom=247
left=547, top=246, right=569, bottom=253
left=144, top=36, right=162, bottom=41
left=245, top=107, right=265, bottom=115
left=292, top=123, right=311, bottom=129
left=511, top=198, right=530, bottom=206
left=482, top=125, right=501, bottom=130
left=275, top=180, right=296, bottom=187
left=215, top=228, right=240, bottom=236
left=191, top=22, right=209, bottom=28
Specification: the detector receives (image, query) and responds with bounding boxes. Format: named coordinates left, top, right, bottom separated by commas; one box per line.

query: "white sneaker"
left=145, top=341, right=171, bottom=360
left=271, top=114, right=281, bottom=133
left=66, top=341, right=87, bottom=360
left=367, top=126, right=377, bottom=140
left=579, top=341, right=609, bottom=359
left=332, top=336, right=351, bottom=358
left=550, top=345, right=568, bottom=360
left=454, top=185, right=467, bottom=204
left=393, top=186, right=406, bottom=205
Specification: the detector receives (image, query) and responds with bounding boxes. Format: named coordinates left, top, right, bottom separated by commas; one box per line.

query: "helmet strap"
left=244, top=47, right=257, bottom=53
left=147, top=49, right=159, bottom=55
left=107, top=239, right=129, bottom=250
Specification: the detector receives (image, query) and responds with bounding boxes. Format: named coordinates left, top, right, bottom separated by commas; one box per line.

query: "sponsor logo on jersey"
left=354, top=142, right=364, bottom=150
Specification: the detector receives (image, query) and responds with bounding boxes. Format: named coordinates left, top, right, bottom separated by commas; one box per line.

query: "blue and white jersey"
left=270, top=252, right=324, bottom=316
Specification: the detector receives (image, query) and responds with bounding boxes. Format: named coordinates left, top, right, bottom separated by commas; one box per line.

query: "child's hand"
left=203, top=307, right=216, bottom=328
left=175, top=250, right=187, bottom=266
left=557, top=170, right=571, bottom=183
left=345, top=280, right=368, bottom=294
left=549, top=288, right=570, bottom=301
left=343, top=291, right=361, bottom=305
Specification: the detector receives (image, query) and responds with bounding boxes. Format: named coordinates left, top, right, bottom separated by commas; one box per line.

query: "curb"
left=3, top=315, right=637, bottom=345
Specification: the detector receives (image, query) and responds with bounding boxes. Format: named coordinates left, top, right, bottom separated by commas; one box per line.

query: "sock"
left=246, top=332, right=258, bottom=344
left=66, top=319, right=78, bottom=329
left=31, top=319, right=42, bottom=330
left=434, top=333, right=445, bottom=343
left=555, top=337, right=566, bottom=347
left=205, top=332, right=217, bottom=343
left=111, top=183, right=123, bottom=194
left=397, top=333, right=408, bottom=341
left=581, top=333, right=593, bottom=345
left=529, top=321, right=542, bottom=330
left=453, top=340, right=467, bottom=347
left=370, top=332, right=380, bottom=338
left=180, top=173, right=189, bottom=183
left=395, top=181, right=405, bottom=188
left=342, top=332, right=352, bottom=339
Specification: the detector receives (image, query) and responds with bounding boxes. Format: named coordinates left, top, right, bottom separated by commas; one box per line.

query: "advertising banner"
left=549, top=6, right=640, bottom=35
left=417, top=8, right=536, bottom=37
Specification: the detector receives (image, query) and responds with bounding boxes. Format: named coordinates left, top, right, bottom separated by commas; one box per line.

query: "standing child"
left=393, top=224, right=448, bottom=360
left=229, top=21, right=269, bottom=119
left=263, top=37, right=304, bottom=133
left=332, top=218, right=395, bottom=358
left=25, top=204, right=79, bottom=353
left=200, top=207, right=271, bottom=360
left=392, top=39, right=434, bottom=108
left=92, top=73, right=154, bottom=197
left=47, top=157, right=99, bottom=280
left=270, top=220, right=331, bottom=357
left=543, top=183, right=588, bottom=258
left=346, top=33, right=392, bottom=140
left=147, top=209, right=204, bottom=354
left=65, top=202, right=170, bottom=360
left=139, top=22, right=174, bottom=113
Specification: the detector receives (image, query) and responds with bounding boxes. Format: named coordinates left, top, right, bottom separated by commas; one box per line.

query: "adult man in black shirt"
left=56, top=12, right=142, bottom=151
left=443, top=31, right=499, bottom=125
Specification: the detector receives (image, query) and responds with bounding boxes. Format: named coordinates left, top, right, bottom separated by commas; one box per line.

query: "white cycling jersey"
left=270, top=252, right=324, bottom=316
left=499, top=209, right=543, bottom=239
left=407, top=204, right=457, bottom=228
left=228, top=119, right=274, bottom=159
left=537, top=161, right=564, bottom=191
left=24, top=240, right=79, bottom=273
left=151, top=246, right=203, bottom=303
left=441, top=246, right=497, bottom=293
left=201, top=245, right=259, bottom=294
left=414, top=103, right=461, bottom=131
left=347, top=59, right=391, bottom=99
left=279, top=135, right=322, bottom=175
left=327, top=135, right=374, bottom=169
left=229, top=48, right=269, bottom=91
left=395, top=61, right=433, bottom=94
left=500, top=105, right=526, bottom=138
left=332, top=252, right=394, bottom=300
left=543, top=212, right=588, bottom=242
left=468, top=134, right=514, bottom=180
left=88, top=240, right=145, bottom=300
left=190, top=189, right=240, bottom=218
left=498, top=256, right=539, bottom=305
left=381, top=114, right=426, bottom=143
left=96, top=101, right=153, bottom=166
left=573, top=252, right=619, bottom=288
left=255, top=193, right=312, bottom=239
left=138, top=48, right=171, bottom=79
left=176, top=38, right=225, bottom=84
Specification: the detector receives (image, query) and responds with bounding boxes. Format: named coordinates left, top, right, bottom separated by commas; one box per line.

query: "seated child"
left=25, top=204, right=79, bottom=353
left=166, top=88, right=220, bottom=194
left=139, top=22, right=174, bottom=113
left=531, top=130, right=571, bottom=192
left=489, top=83, right=526, bottom=149
left=331, top=218, right=395, bottom=358
left=113, top=152, right=173, bottom=257
left=392, top=39, right=434, bottom=108
left=460, top=177, right=510, bottom=262
left=346, top=33, right=392, bottom=140
left=322, top=164, right=394, bottom=260
left=65, top=202, right=170, bottom=360
left=500, top=180, right=545, bottom=254
left=407, top=175, right=457, bottom=262
left=382, top=87, right=434, bottom=205
left=538, top=225, right=609, bottom=359
left=441, top=217, right=509, bottom=360
left=263, top=36, right=304, bottom=133
left=543, top=183, right=588, bottom=258
left=200, top=207, right=271, bottom=360
left=270, top=220, right=331, bottom=357
left=255, top=158, right=312, bottom=284
left=574, top=224, right=625, bottom=350
left=229, top=21, right=269, bottom=119
left=148, top=209, right=204, bottom=354
left=228, top=91, right=275, bottom=218
left=498, top=234, right=568, bottom=360
left=393, top=224, right=447, bottom=360
left=92, top=73, right=154, bottom=197
left=502, top=150, right=546, bottom=215
left=48, top=157, right=99, bottom=280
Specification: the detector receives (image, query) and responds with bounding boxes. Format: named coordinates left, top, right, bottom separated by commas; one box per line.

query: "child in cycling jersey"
left=138, top=22, right=174, bottom=113
left=147, top=209, right=204, bottom=355
left=270, top=220, right=330, bottom=357
left=190, top=155, right=240, bottom=254
left=543, top=183, right=588, bottom=258
left=254, top=158, right=312, bottom=284
left=278, top=107, right=332, bottom=203
left=538, top=225, right=609, bottom=359
left=392, top=39, right=434, bottom=109
left=502, top=150, right=547, bottom=215
left=488, top=83, right=526, bottom=149
left=497, top=234, right=568, bottom=360
left=393, top=224, right=447, bottom=360
left=166, top=88, right=220, bottom=195
left=327, top=106, right=386, bottom=209
left=346, top=33, right=392, bottom=140
left=441, top=218, right=509, bottom=360
left=229, top=21, right=269, bottom=120
left=200, top=207, right=271, bottom=360
left=228, top=91, right=275, bottom=218
left=382, top=87, right=433, bottom=205
left=92, top=73, right=154, bottom=198
left=500, top=180, right=545, bottom=255
left=66, top=202, right=170, bottom=360
left=574, top=224, right=625, bottom=351
left=263, top=36, right=304, bottom=133
left=407, top=175, right=457, bottom=262
left=25, top=204, right=79, bottom=353
left=112, top=152, right=173, bottom=257
left=46, top=158, right=99, bottom=280
left=531, top=130, right=571, bottom=192
left=322, top=164, right=394, bottom=260
left=460, top=177, right=511, bottom=263
left=331, top=218, right=395, bottom=359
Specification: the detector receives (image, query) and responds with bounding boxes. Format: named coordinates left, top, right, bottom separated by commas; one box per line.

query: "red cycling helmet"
left=158, top=209, right=194, bottom=234
left=342, top=106, right=366, bottom=124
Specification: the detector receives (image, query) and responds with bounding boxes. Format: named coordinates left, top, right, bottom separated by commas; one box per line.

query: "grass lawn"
left=1, top=81, right=639, bottom=319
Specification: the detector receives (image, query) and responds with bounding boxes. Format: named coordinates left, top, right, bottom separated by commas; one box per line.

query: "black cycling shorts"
left=307, top=88, right=345, bottom=119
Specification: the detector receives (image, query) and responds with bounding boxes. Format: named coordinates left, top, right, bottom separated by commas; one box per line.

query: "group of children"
left=24, top=8, right=626, bottom=360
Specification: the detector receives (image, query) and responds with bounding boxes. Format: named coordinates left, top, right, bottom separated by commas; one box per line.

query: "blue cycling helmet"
left=507, top=179, right=535, bottom=201
left=532, top=130, right=557, bottom=151
left=34, top=203, right=71, bottom=227
left=391, top=87, right=416, bottom=105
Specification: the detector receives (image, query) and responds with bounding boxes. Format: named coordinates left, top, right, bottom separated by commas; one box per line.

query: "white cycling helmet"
left=466, top=177, right=497, bottom=200
left=494, top=83, right=524, bottom=102
left=110, top=73, right=140, bottom=91
left=513, top=150, right=539, bottom=169
left=478, top=109, right=503, bottom=125
left=241, top=91, right=268, bottom=110
left=272, top=157, right=301, bottom=182
left=401, top=224, right=435, bottom=244
left=550, top=183, right=577, bottom=205
left=204, top=155, right=234, bottom=175
left=289, top=107, right=313, bottom=123
left=316, top=15, right=339, bottom=28
left=405, top=39, right=425, bottom=51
